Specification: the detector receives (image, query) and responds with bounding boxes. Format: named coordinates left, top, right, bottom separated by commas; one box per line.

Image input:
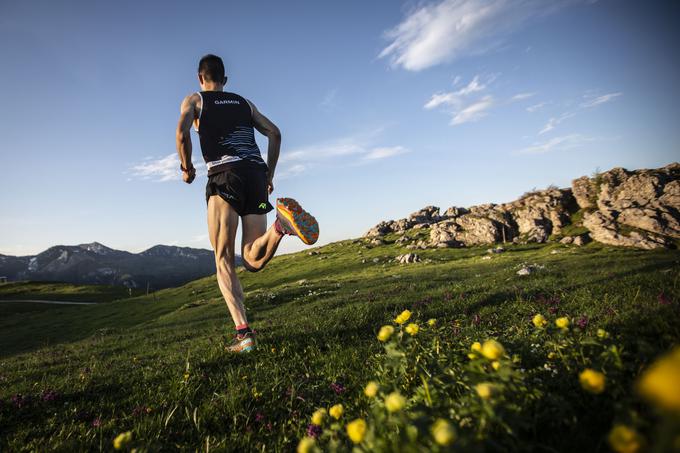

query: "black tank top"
left=194, top=91, right=266, bottom=175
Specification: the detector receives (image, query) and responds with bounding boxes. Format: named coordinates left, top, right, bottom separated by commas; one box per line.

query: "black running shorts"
left=205, top=161, right=275, bottom=216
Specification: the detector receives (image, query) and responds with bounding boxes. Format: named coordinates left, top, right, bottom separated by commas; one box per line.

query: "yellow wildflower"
left=475, top=383, right=494, bottom=400
left=394, top=309, right=412, bottom=324
left=533, top=314, right=548, bottom=328
left=329, top=404, right=343, bottom=419
left=346, top=419, right=367, bottom=444
left=311, top=408, right=327, bottom=426
left=608, top=425, right=645, bottom=453
left=427, top=318, right=437, bottom=326
left=364, top=381, right=379, bottom=398
left=405, top=323, right=419, bottom=336
left=555, top=317, right=570, bottom=329
left=113, top=431, right=132, bottom=450
left=377, top=325, right=394, bottom=342
left=430, top=418, right=456, bottom=446
left=467, top=353, right=477, bottom=360
left=481, top=339, right=505, bottom=360
left=492, top=361, right=501, bottom=370
left=385, top=392, right=406, bottom=412
left=297, top=437, right=315, bottom=453
left=636, top=346, right=680, bottom=412
left=471, top=341, right=482, bottom=352
left=579, top=368, right=606, bottom=394
left=597, top=328, right=609, bottom=339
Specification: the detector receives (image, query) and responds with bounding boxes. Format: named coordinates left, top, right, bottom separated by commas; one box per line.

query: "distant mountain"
left=0, top=242, right=240, bottom=290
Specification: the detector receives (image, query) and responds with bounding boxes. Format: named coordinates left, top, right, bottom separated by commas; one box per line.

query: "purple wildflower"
left=658, top=292, right=672, bottom=306
left=92, top=417, right=102, bottom=428
left=11, top=394, right=28, bottom=409
left=41, top=389, right=59, bottom=403
left=255, top=412, right=265, bottom=423
left=307, top=423, right=322, bottom=439
left=330, top=382, right=346, bottom=395
left=576, top=315, right=589, bottom=329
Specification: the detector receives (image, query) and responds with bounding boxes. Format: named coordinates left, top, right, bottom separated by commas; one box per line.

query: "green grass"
left=0, top=239, right=678, bottom=451
left=0, top=281, right=144, bottom=302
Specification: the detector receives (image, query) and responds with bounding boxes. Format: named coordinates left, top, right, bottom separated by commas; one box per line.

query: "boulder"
left=395, top=253, right=421, bottom=264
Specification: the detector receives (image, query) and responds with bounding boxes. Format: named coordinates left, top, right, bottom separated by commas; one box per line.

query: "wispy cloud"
left=425, top=75, right=496, bottom=126
left=515, top=134, right=595, bottom=155
left=538, top=112, right=575, bottom=135
left=276, top=130, right=408, bottom=178
left=451, top=96, right=494, bottom=125
left=362, top=146, right=410, bottom=160
left=511, top=92, right=536, bottom=101
left=127, top=154, right=205, bottom=182
left=580, top=92, right=622, bottom=108
left=526, top=102, right=547, bottom=112
left=536, top=90, right=622, bottom=135
left=424, top=75, right=488, bottom=110
left=379, top=0, right=577, bottom=71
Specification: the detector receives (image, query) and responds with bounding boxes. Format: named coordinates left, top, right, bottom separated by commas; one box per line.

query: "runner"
left=175, top=54, right=319, bottom=353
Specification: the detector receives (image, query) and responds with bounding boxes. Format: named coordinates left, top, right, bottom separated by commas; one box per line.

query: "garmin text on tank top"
left=194, top=91, right=267, bottom=175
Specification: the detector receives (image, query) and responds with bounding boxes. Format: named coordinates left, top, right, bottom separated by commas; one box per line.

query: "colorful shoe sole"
left=227, top=336, right=256, bottom=353
left=276, top=198, right=319, bottom=245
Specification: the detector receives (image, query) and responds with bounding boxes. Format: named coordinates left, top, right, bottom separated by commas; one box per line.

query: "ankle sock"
left=236, top=323, right=251, bottom=336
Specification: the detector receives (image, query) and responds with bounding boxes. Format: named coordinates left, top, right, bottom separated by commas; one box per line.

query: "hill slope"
left=0, top=238, right=678, bottom=451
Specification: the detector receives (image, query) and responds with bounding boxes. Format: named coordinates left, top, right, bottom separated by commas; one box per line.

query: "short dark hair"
left=198, top=54, right=225, bottom=83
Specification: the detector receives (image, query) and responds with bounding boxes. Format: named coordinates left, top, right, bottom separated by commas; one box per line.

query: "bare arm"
left=247, top=99, right=281, bottom=189
left=175, top=94, right=197, bottom=183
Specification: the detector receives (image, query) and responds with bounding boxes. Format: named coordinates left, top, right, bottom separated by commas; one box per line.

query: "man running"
left=175, top=54, right=319, bottom=353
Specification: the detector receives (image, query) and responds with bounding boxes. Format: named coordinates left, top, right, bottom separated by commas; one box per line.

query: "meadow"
left=0, top=235, right=678, bottom=452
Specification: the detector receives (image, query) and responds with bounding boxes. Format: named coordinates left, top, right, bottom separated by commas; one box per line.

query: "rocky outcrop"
left=364, top=162, right=679, bottom=250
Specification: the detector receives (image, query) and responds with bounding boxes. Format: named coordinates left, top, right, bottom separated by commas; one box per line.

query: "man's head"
left=198, top=54, right=227, bottom=90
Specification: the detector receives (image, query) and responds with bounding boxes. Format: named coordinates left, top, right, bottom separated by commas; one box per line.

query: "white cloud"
left=362, top=146, right=410, bottom=160
left=379, top=0, right=575, bottom=71
left=277, top=164, right=309, bottom=180
left=451, top=96, right=494, bottom=125
left=581, top=92, right=622, bottom=108
left=526, top=102, right=547, bottom=112
left=275, top=130, right=408, bottom=178
left=516, top=134, right=594, bottom=154
left=538, top=112, right=575, bottom=135
left=425, top=75, right=497, bottom=126
left=424, top=75, right=488, bottom=109
left=511, top=92, right=536, bottom=101
left=128, top=154, right=205, bottom=182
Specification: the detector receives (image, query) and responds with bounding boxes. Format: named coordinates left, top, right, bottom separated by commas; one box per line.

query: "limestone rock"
left=363, top=162, right=679, bottom=250
left=395, top=253, right=421, bottom=264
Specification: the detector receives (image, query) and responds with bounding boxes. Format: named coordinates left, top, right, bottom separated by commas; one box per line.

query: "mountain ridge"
left=0, top=242, right=237, bottom=289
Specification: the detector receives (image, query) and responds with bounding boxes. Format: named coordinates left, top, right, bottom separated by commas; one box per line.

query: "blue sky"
left=0, top=0, right=678, bottom=257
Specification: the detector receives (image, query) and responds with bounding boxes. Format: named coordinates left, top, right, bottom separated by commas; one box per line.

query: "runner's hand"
left=182, top=167, right=196, bottom=184
left=267, top=177, right=274, bottom=194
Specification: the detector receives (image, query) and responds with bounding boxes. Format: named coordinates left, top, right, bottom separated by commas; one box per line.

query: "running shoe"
left=275, top=197, right=319, bottom=245
left=226, top=331, right=256, bottom=353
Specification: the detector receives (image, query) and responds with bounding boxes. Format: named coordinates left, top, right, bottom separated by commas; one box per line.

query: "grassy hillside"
left=0, top=238, right=678, bottom=451
left=0, top=281, right=144, bottom=302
